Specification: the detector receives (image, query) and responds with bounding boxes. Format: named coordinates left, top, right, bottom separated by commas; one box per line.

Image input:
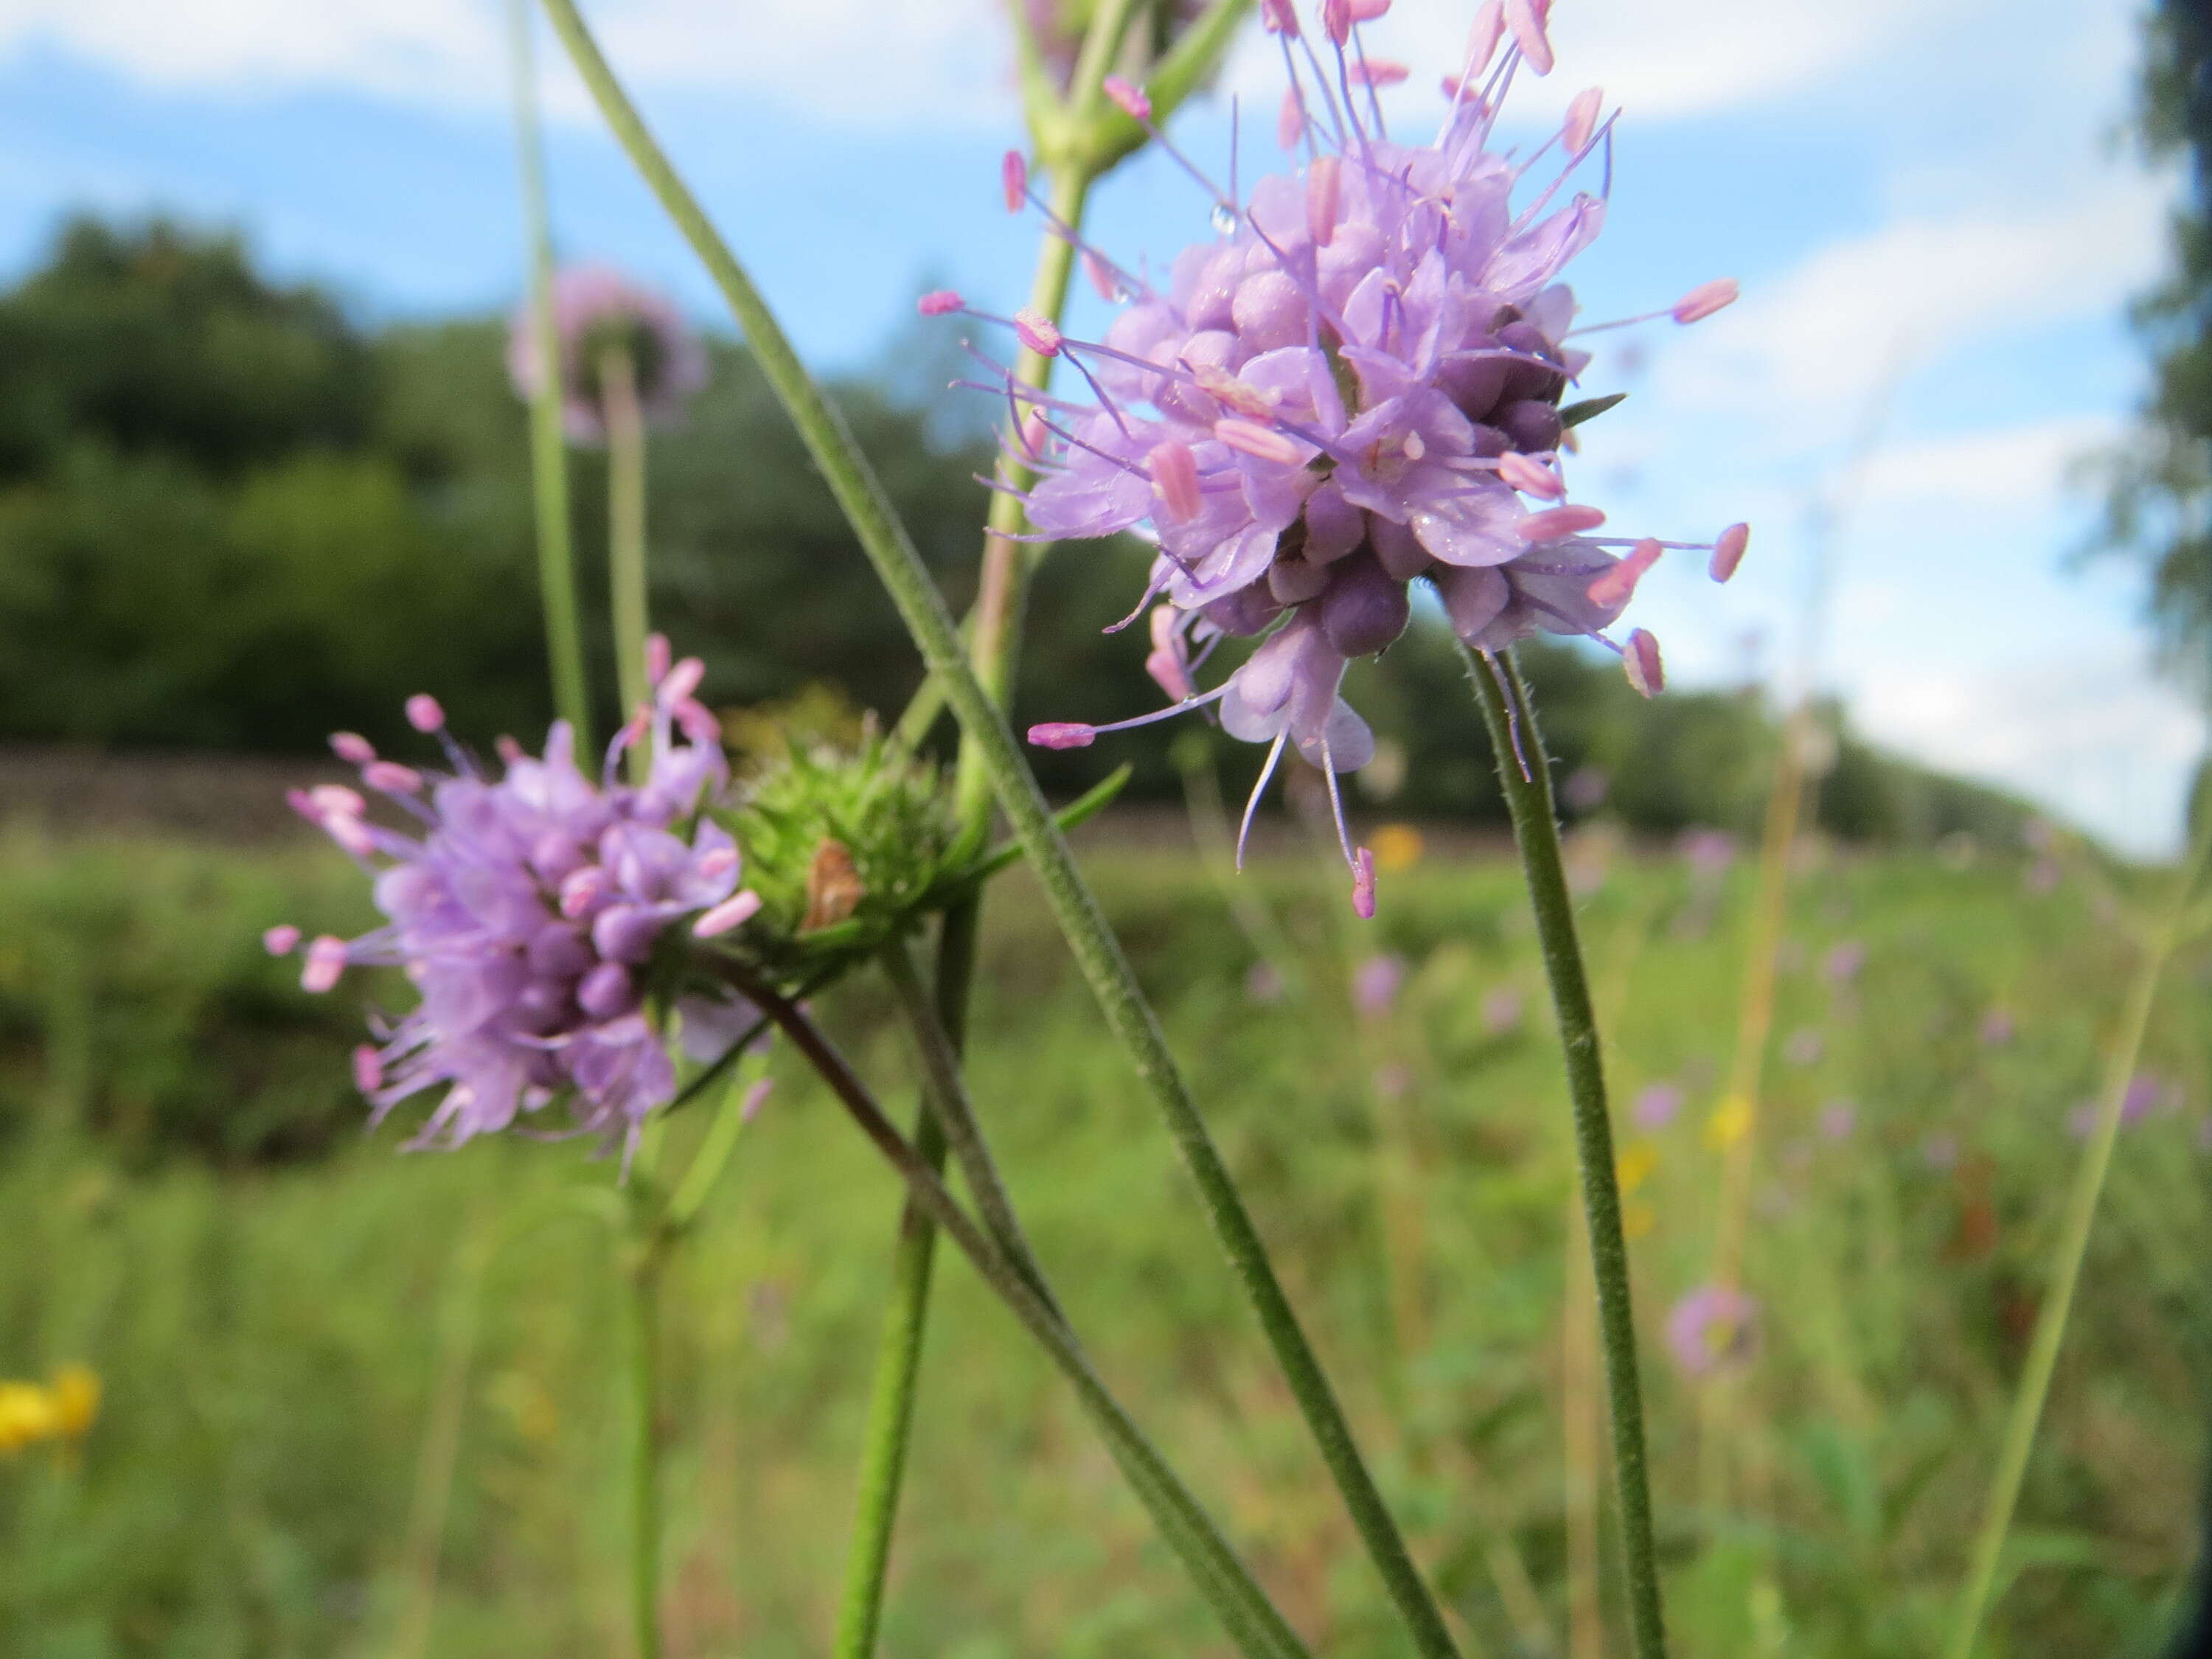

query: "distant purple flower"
left=2070, top=1074, right=2167, bottom=1140
left=1483, top=986, right=1524, bottom=1036
left=1562, top=765, right=1610, bottom=813
left=1352, top=953, right=1405, bottom=1018
left=2025, top=857, right=2061, bottom=895
left=1923, top=1133, right=1961, bottom=1172
left=937, top=2, right=1745, bottom=914
left=1784, top=1028, right=1823, bottom=1067
left=1374, top=1060, right=1413, bottom=1102
left=509, top=264, right=709, bottom=445
left=1819, top=1099, right=1857, bottom=1141
left=272, top=648, right=757, bottom=1156
left=2125, top=1072, right=2168, bottom=1119
left=1632, top=1082, right=1685, bottom=1131
left=1823, top=942, right=1865, bottom=985
left=1666, top=1284, right=1758, bottom=1380
left=1245, top=961, right=1287, bottom=1005
left=1679, top=829, right=1737, bottom=880
left=1980, top=1009, right=2015, bottom=1048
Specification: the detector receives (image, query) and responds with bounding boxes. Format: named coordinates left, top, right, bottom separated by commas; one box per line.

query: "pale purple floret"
left=508, top=263, right=709, bottom=445
left=932, top=0, right=1744, bottom=913
left=1666, top=1283, right=1759, bottom=1380
left=274, top=649, right=759, bottom=1158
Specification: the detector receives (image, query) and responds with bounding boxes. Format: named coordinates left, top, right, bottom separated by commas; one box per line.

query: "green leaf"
left=1560, top=392, right=1627, bottom=428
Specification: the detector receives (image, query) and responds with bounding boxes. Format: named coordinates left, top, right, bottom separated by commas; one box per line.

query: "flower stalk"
left=1463, top=642, right=1667, bottom=1659
left=625, top=1233, right=665, bottom=1659
left=599, top=343, right=653, bottom=765
left=503, top=0, right=592, bottom=745
left=534, top=6, right=1456, bottom=1649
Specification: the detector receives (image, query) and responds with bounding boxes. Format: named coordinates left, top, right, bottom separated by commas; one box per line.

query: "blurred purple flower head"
left=938, top=1, right=1745, bottom=914
left=1245, top=960, right=1287, bottom=1005
left=1352, top=952, right=1406, bottom=1018
left=1783, top=1028, right=1823, bottom=1067
left=1819, top=1099, right=1857, bottom=1141
left=272, top=649, right=757, bottom=1157
left=1374, top=1060, right=1413, bottom=1102
left=1923, top=1132, right=1961, bottom=1172
left=1632, top=1082, right=1684, bottom=1131
left=1679, top=828, right=1737, bottom=880
left=2069, top=1074, right=2166, bottom=1140
left=508, top=264, right=709, bottom=445
left=1823, top=941, right=1865, bottom=986
left=1561, top=765, right=1610, bottom=813
left=1666, top=1284, right=1758, bottom=1380
left=1483, top=985, right=1524, bottom=1036
left=2025, top=857, right=2061, bottom=895
left=1980, top=1008, right=2015, bottom=1047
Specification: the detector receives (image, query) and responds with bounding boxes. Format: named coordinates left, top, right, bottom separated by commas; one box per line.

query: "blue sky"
left=0, top=0, right=2196, bottom=852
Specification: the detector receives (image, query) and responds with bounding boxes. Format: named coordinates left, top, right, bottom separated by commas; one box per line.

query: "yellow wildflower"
left=0, top=1383, right=58, bottom=1453
left=1705, top=1094, right=1753, bottom=1150
left=48, top=1366, right=100, bottom=1441
left=1370, top=823, right=1424, bottom=874
left=1615, top=1141, right=1658, bottom=1198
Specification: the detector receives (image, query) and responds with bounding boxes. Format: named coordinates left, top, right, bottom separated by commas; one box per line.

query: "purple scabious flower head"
left=933, top=0, right=1743, bottom=914
left=1482, top=984, right=1523, bottom=1035
left=1819, top=1099, right=1857, bottom=1141
left=272, top=649, right=759, bottom=1158
left=1666, top=1284, right=1758, bottom=1380
left=1632, top=1081, right=1684, bottom=1131
left=1679, top=827, right=1738, bottom=880
left=1345, top=956, right=1398, bottom=1022
left=1823, top=940, right=1865, bottom=985
left=1352, top=951, right=1405, bottom=1018
left=509, top=264, right=709, bottom=445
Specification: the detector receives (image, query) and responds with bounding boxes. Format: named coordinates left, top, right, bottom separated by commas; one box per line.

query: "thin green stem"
left=882, top=936, right=1060, bottom=1313
left=745, top=977, right=1312, bottom=1659
left=626, top=1242, right=664, bottom=1659
left=504, top=0, right=591, bottom=745
left=1943, top=815, right=2212, bottom=1659
left=666, top=1064, right=760, bottom=1228
left=1463, top=644, right=1666, bottom=1659
left=831, top=1105, right=950, bottom=1659
left=599, top=344, right=652, bottom=776
left=535, top=11, right=1454, bottom=1652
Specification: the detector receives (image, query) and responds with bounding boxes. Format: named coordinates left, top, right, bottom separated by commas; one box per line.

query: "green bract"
left=714, top=732, right=961, bottom=976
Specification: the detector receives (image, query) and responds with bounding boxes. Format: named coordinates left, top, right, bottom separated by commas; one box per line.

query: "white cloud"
left=1658, top=179, right=2167, bottom=425
left=0, top=0, right=2017, bottom=131
left=1850, top=654, right=2204, bottom=855
left=0, top=0, right=1013, bottom=124
left=1326, top=0, right=1972, bottom=124
left=1857, top=415, right=2123, bottom=512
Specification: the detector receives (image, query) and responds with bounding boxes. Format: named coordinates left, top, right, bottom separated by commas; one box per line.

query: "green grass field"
left=1, top=821, right=2206, bottom=1658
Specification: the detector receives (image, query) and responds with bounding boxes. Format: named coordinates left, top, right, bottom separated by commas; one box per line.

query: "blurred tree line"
left=2105, top=0, right=2212, bottom=692
left=0, top=214, right=2029, bottom=845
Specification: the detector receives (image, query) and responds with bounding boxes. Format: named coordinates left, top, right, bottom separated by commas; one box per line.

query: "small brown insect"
left=801, top=838, right=866, bottom=932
